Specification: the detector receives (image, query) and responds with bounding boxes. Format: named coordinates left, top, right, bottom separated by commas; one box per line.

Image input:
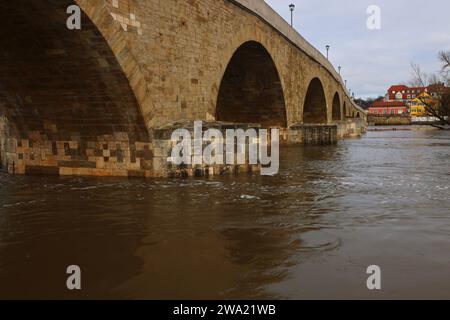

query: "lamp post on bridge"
left=338, top=66, right=341, bottom=75
left=289, top=4, right=295, bottom=27
left=325, top=45, right=330, bottom=60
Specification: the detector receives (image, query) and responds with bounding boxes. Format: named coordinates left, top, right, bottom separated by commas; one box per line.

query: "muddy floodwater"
left=0, top=126, right=449, bottom=299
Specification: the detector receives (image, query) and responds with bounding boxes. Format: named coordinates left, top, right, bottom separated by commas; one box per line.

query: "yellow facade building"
left=409, top=93, right=438, bottom=117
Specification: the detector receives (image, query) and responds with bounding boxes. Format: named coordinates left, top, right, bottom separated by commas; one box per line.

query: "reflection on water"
left=0, top=127, right=450, bottom=299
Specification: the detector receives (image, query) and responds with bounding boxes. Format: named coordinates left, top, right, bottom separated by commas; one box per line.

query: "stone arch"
left=303, top=78, right=327, bottom=124
left=356, top=112, right=361, bottom=118
left=332, top=92, right=342, bottom=121
left=76, top=0, right=152, bottom=127
left=215, top=41, right=287, bottom=127
left=343, top=102, right=348, bottom=118
left=0, top=0, right=148, bottom=140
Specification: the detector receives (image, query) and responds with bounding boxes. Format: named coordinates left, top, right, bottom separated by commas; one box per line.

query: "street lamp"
left=289, top=4, right=295, bottom=27
left=338, top=66, right=341, bottom=75
left=345, top=80, right=347, bottom=88
left=325, top=45, right=330, bottom=60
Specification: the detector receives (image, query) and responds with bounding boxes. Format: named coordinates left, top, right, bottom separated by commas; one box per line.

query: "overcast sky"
left=264, top=0, right=450, bottom=99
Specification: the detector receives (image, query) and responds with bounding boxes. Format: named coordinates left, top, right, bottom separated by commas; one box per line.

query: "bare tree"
left=428, top=74, right=441, bottom=86
left=439, top=50, right=450, bottom=84
left=439, top=51, right=450, bottom=69
left=410, top=52, right=450, bottom=129
left=409, top=63, right=429, bottom=87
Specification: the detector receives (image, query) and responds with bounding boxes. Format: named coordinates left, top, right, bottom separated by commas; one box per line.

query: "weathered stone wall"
left=368, top=115, right=411, bottom=126
left=0, top=0, right=154, bottom=176
left=3, top=134, right=155, bottom=177
left=288, top=124, right=337, bottom=145
left=336, top=119, right=367, bottom=138
left=153, top=121, right=262, bottom=177
left=0, top=0, right=149, bottom=142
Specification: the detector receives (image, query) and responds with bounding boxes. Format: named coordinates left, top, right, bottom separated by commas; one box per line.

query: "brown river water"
left=0, top=126, right=449, bottom=299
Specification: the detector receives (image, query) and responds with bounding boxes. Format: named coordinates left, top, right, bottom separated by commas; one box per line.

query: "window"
left=391, top=110, right=395, bottom=115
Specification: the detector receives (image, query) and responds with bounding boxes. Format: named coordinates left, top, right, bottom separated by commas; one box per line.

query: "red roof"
left=371, top=101, right=407, bottom=108
left=388, top=85, right=409, bottom=92
left=387, top=85, right=433, bottom=100
left=382, top=84, right=449, bottom=102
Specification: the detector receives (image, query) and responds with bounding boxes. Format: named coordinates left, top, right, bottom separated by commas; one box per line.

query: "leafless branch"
left=408, top=53, right=450, bottom=127
left=439, top=51, right=450, bottom=69
left=439, top=51, right=450, bottom=82
left=410, top=63, right=428, bottom=87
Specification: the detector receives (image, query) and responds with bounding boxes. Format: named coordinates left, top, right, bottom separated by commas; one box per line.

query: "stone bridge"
left=0, top=0, right=367, bottom=177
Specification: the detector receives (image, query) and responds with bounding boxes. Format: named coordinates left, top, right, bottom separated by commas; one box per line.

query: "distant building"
left=409, top=93, right=437, bottom=117
left=409, top=92, right=442, bottom=123
left=386, top=84, right=448, bottom=102
left=371, top=84, right=449, bottom=122
left=369, top=100, right=407, bottom=115
left=387, top=85, right=425, bottom=101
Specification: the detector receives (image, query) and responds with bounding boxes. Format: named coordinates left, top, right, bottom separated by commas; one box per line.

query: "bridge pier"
left=335, top=119, right=368, bottom=138
left=286, top=124, right=337, bottom=145
left=152, top=121, right=262, bottom=178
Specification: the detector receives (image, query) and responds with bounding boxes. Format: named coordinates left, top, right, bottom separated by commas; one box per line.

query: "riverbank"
left=368, top=124, right=450, bottom=132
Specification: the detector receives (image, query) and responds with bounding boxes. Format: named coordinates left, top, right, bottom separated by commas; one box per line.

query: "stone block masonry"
left=368, top=115, right=412, bottom=126
left=287, top=124, right=338, bottom=145
left=0, top=0, right=368, bottom=178
left=152, top=121, right=262, bottom=178
left=2, top=131, right=156, bottom=178
left=336, top=119, right=368, bottom=138
left=0, top=121, right=264, bottom=178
